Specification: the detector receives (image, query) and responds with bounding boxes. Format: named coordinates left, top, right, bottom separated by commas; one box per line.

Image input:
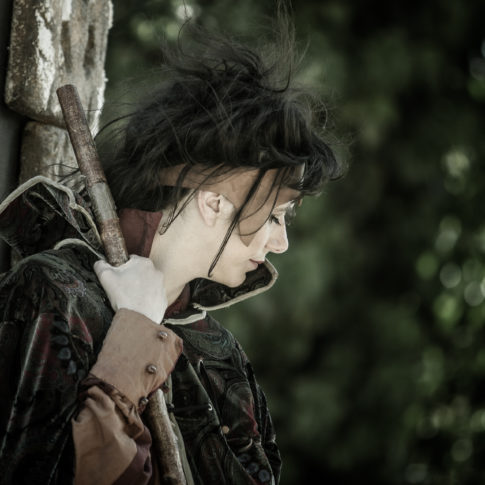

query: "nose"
left=266, top=224, right=289, bottom=254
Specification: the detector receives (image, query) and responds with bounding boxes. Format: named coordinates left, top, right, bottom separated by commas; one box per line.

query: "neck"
left=156, top=259, right=191, bottom=307
left=148, top=213, right=204, bottom=306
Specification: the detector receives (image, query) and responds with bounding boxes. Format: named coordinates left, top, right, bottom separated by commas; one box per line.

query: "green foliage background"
left=104, top=1, right=485, bottom=483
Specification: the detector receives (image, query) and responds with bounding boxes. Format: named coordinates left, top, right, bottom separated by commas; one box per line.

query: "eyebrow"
left=274, top=201, right=296, bottom=215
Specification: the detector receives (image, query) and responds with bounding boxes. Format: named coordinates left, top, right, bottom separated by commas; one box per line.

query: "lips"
left=250, top=259, right=264, bottom=266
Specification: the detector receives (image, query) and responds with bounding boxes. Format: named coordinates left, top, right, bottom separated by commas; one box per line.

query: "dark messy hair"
left=100, top=12, right=343, bottom=273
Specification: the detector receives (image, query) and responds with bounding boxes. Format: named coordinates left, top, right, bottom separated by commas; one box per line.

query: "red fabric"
left=165, top=285, right=191, bottom=317
left=112, top=426, right=153, bottom=485
left=119, top=209, right=163, bottom=258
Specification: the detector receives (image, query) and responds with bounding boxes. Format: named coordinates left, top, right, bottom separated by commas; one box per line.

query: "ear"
left=196, top=190, right=223, bottom=227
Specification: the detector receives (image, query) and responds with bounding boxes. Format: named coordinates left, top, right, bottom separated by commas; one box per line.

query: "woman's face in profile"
left=209, top=200, right=293, bottom=288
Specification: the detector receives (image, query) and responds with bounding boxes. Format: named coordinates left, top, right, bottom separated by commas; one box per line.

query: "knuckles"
left=93, top=256, right=166, bottom=319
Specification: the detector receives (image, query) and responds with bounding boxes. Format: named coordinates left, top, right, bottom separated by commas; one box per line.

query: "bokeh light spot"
left=464, top=282, right=484, bottom=306
left=165, top=21, right=180, bottom=39
left=405, top=463, right=428, bottom=483
left=443, top=149, right=470, bottom=178
left=433, top=293, right=462, bottom=330
left=175, top=4, right=194, bottom=20
left=431, top=406, right=455, bottom=429
left=416, top=252, right=438, bottom=280
left=435, top=216, right=461, bottom=253
left=440, top=263, right=461, bottom=289
left=451, top=438, right=473, bottom=463
left=470, top=409, right=485, bottom=432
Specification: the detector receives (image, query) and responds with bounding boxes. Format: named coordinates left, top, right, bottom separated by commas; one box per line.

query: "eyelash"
left=270, top=215, right=283, bottom=226
left=270, top=205, right=297, bottom=227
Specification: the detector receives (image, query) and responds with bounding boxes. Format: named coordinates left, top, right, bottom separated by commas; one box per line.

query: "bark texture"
left=5, top=0, right=112, bottom=131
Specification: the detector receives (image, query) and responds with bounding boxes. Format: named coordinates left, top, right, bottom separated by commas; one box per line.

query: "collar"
left=162, top=257, right=278, bottom=324
left=165, top=284, right=191, bottom=318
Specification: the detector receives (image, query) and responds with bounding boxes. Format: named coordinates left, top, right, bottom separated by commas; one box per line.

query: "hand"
left=94, top=255, right=168, bottom=324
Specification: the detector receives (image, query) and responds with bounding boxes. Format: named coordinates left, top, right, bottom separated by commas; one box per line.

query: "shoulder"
left=7, top=243, right=99, bottom=284
left=2, top=243, right=94, bottom=285
left=0, top=244, right=112, bottom=356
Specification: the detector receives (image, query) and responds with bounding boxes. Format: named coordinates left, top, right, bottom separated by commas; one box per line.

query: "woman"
left=0, top=17, right=341, bottom=485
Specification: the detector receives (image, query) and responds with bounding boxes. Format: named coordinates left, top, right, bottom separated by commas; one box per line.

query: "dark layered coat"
left=0, top=178, right=281, bottom=485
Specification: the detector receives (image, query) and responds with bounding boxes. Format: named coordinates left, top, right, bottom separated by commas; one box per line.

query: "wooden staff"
left=57, top=84, right=186, bottom=485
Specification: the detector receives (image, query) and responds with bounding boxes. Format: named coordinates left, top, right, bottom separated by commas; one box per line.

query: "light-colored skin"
left=94, top=190, right=292, bottom=324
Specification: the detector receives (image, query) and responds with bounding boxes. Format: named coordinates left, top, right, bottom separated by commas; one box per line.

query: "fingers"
left=95, top=255, right=141, bottom=280
left=93, top=255, right=168, bottom=323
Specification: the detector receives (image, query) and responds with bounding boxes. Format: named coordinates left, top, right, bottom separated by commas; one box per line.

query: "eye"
left=269, top=214, right=281, bottom=226
left=269, top=204, right=297, bottom=227
left=270, top=214, right=283, bottom=226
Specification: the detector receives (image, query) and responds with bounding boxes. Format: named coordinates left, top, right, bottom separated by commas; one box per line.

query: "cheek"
left=224, top=234, right=252, bottom=260
left=212, top=227, right=269, bottom=282
left=224, top=243, right=250, bottom=267
left=247, top=225, right=270, bottom=251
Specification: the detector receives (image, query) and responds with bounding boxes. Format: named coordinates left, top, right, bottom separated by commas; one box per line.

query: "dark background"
left=104, top=1, right=485, bottom=484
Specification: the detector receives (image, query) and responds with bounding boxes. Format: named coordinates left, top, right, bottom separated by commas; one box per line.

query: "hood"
left=0, top=176, right=278, bottom=312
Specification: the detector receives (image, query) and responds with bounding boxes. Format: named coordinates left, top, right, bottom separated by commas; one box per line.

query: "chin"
left=212, top=270, right=247, bottom=288
left=225, top=278, right=246, bottom=288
